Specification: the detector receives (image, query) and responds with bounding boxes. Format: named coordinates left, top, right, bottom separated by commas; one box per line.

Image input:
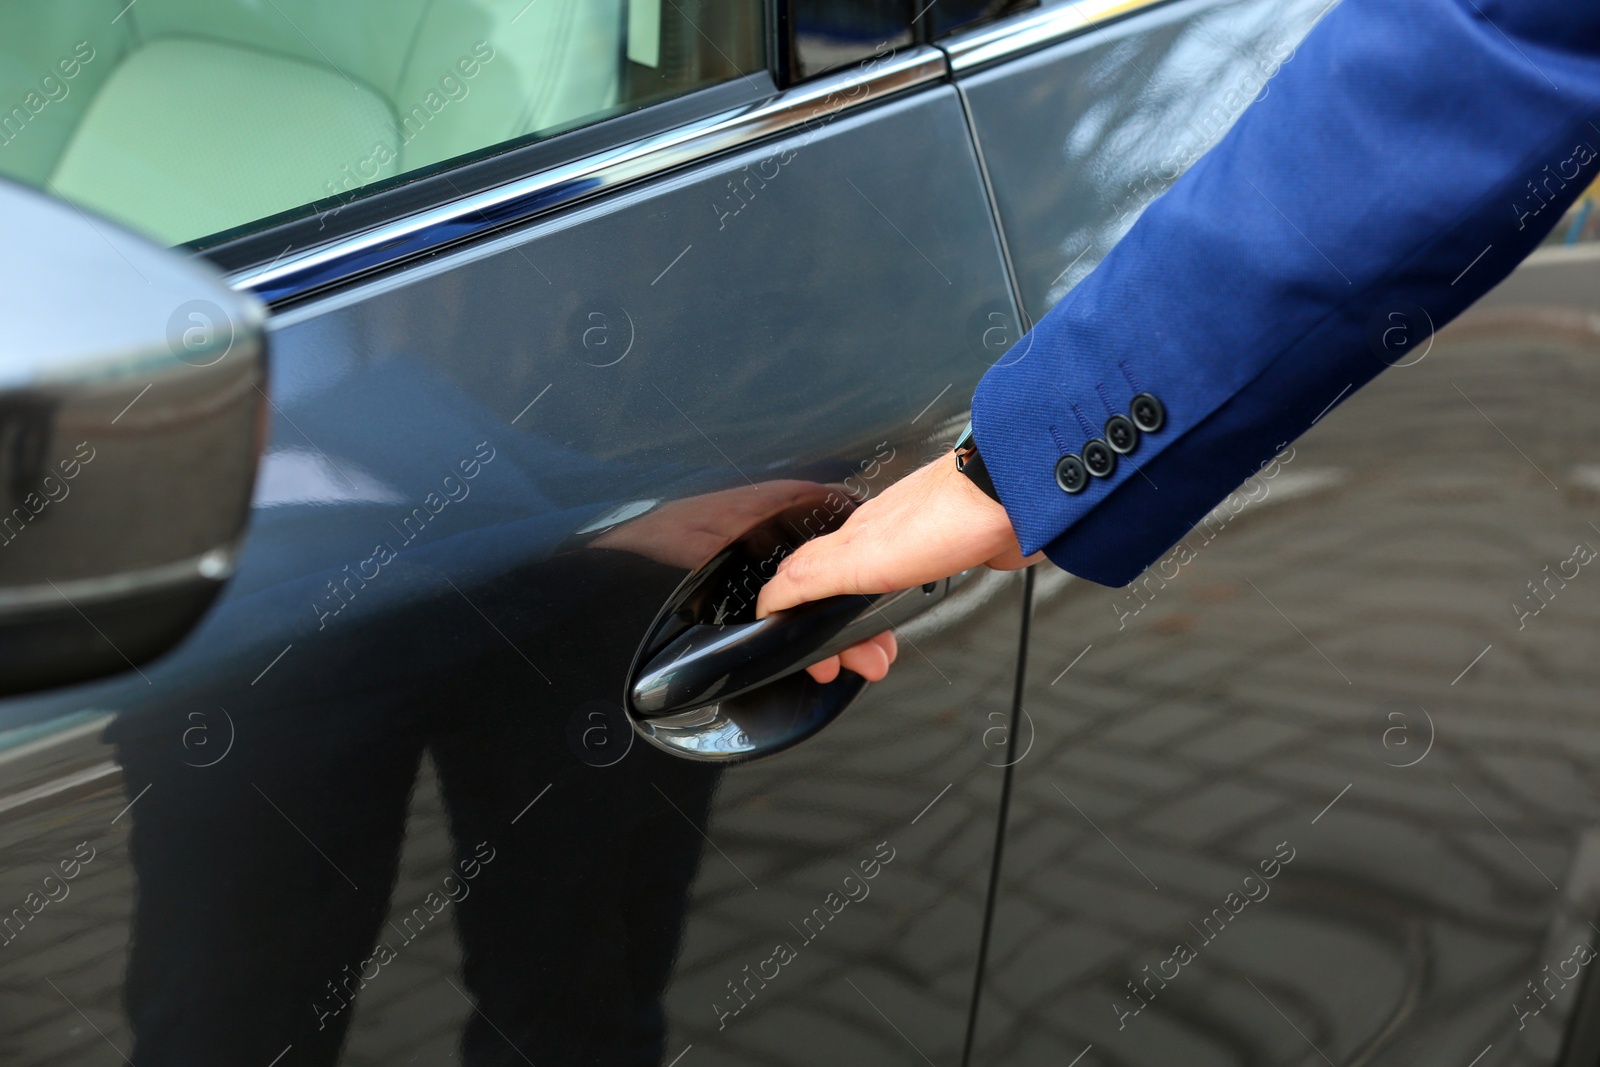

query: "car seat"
left=0, top=0, right=621, bottom=244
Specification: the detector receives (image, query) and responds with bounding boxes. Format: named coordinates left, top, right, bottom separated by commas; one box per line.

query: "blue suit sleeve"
left=971, top=0, right=1600, bottom=586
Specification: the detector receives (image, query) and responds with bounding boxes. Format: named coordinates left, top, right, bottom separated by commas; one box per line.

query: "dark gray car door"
left=0, top=26, right=1027, bottom=1067
left=951, top=2, right=1600, bottom=1065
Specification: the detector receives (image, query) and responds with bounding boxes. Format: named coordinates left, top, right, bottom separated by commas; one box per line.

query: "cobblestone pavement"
left=974, top=305, right=1600, bottom=1067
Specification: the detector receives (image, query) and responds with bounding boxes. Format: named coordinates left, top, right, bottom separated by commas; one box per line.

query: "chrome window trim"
left=230, top=47, right=947, bottom=305
left=940, top=0, right=1175, bottom=73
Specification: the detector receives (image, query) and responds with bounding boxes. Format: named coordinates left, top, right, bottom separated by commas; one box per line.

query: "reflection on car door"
left=953, top=1, right=1600, bottom=1065
left=0, top=34, right=1033, bottom=1067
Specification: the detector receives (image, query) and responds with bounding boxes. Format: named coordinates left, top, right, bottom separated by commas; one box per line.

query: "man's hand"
left=756, top=453, right=1040, bottom=684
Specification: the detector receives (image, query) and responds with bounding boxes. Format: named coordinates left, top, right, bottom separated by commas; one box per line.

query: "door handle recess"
left=620, top=491, right=972, bottom=763
left=631, top=577, right=958, bottom=717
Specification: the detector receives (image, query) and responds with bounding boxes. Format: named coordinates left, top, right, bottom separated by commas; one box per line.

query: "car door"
left=950, top=2, right=1600, bottom=1065
left=0, top=3, right=1028, bottom=1065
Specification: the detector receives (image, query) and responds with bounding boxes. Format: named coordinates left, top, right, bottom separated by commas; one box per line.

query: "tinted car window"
left=779, top=0, right=912, bottom=82
left=924, top=0, right=1039, bottom=39
left=0, top=0, right=762, bottom=246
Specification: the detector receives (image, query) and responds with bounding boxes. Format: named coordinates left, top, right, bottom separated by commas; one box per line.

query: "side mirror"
left=0, top=180, right=265, bottom=696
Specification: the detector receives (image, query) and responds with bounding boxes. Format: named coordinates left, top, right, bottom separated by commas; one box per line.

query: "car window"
left=0, top=0, right=762, bottom=246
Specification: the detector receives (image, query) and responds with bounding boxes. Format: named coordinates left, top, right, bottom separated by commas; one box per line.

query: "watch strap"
left=954, top=423, right=1001, bottom=503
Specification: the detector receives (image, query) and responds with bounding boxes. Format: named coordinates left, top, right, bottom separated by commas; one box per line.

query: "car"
left=2, top=1, right=1598, bottom=1065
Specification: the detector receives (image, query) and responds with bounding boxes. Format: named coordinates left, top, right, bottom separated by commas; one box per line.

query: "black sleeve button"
left=1130, top=392, right=1165, bottom=433
left=1104, top=414, right=1138, bottom=454
left=1082, top=439, right=1117, bottom=477
left=1055, top=454, right=1089, bottom=494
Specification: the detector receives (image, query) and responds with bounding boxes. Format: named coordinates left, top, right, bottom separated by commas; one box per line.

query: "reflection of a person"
left=101, top=355, right=861, bottom=1066
left=111, top=636, right=717, bottom=1066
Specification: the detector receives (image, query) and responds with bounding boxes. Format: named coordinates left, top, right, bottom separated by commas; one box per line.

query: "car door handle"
left=631, top=574, right=966, bottom=718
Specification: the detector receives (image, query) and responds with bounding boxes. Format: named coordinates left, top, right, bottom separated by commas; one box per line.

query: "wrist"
left=939, top=451, right=1015, bottom=545
left=943, top=434, right=1032, bottom=568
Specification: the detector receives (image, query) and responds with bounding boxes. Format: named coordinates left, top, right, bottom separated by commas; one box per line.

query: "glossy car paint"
left=0, top=81, right=1025, bottom=1065
left=953, top=0, right=1333, bottom=323
left=955, top=1, right=1600, bottom=1064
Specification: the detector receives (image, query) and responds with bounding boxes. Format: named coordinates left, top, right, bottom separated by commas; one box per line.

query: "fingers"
left=802, top=630, right=898, bottom=684
left=839, top=637, right=890, bottom=682
left=756, top=456, right=1022, bottom=619
left=805, top=655, right=842, bottom=684
left=758, top=531, right=868, bottom=618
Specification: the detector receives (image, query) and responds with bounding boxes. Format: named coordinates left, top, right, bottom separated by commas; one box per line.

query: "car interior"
left=0, top=1, right=635, bottom=244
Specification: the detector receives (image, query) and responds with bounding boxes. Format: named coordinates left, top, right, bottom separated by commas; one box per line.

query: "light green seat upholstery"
left=52, top=39, right=400, bottom=245
left=0, top=3, right=133, bottom=185
left=128, top=0, right=436, bottom=95
left=0, top=0, right=624, bottom=245
left=398, top=1, right=623, bottom=170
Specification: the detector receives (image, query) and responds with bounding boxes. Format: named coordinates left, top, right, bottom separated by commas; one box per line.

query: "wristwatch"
left=952, top=421, right=1001, bottom=503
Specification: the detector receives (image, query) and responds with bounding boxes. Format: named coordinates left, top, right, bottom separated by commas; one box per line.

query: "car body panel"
left=0, top=81, right=1028, bottom=1066
left=953, top=0, right=1333, bottom=324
